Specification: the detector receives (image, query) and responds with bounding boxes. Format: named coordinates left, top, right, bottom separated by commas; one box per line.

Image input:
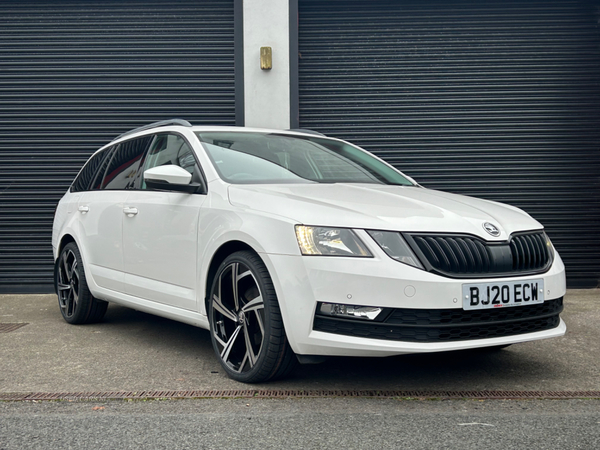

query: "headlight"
left=295, top=225, right=372, bottom=257
left=367, top=230, right=424, bottom=269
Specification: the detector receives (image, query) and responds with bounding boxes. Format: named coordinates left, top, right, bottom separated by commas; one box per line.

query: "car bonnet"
left=227, top=183, right=542, bottom=241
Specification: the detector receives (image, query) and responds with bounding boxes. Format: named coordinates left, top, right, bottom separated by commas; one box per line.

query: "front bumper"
left=263, top=246, right=566, bottom=357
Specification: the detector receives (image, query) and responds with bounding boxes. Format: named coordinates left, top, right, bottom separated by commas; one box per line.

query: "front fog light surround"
left=367, top=230, right=424, bottom=269
left=295, top=225, right=372, bottom=257
left=318, top=302, right=383, bottom=321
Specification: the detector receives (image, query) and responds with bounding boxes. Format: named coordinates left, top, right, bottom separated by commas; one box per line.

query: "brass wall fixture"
left=260, top=47, right=272, bottom=70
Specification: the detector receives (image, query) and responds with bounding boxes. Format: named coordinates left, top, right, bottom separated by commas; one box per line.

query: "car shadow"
left=96, top=304, right=567, bottom=391
left=274, top=345, right=567, bottom=391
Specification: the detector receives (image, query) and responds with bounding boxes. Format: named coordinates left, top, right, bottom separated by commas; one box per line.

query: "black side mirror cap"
left=145, top=179, right=204, bottom=194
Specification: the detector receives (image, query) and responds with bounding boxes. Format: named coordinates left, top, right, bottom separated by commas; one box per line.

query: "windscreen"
left=195, top=132, right=413, bottom=185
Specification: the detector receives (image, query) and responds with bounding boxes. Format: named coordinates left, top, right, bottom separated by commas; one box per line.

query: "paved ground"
left=1, top=398, right=600, bottom=449
left=0, top=290, right=598, bottom=393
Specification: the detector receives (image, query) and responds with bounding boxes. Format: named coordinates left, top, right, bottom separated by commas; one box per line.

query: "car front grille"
left=404, top=231, right=552, bottom=278
left=313, top=297, right=563, bottom=343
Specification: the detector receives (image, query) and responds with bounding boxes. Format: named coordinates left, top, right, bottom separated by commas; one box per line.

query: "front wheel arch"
left=204, top=240, right=257, bottom=314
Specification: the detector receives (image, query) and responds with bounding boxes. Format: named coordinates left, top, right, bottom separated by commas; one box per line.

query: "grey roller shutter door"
left=0, top=0, right=235, bottom=293
left=299, top=0, right=600, bottom=287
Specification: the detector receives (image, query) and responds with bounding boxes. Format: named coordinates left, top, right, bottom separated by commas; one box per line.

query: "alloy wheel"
left=211, top=261, right=265, bottom=374
left=57, top=248, right=80, bottom=318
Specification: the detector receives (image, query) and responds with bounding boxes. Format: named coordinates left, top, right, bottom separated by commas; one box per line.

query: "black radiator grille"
left=510, top=233, right=550, bottom=272
left=313, top=298, right=563, bottom=343
left=405, top=231, right=552, bottom=278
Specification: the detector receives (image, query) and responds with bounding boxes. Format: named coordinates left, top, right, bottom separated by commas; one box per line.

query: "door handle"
left=78, top=206, right=89, bottom=214
left=123, top=207, right=138, bottom=217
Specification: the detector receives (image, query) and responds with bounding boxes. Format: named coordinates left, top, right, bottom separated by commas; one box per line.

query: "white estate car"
left=52, top=119, right=566, bottom=383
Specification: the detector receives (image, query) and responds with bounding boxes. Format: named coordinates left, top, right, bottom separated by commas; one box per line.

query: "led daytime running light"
left=296, top=225, right=319, bottom=255
left=295, top=225, right=372, bottom=257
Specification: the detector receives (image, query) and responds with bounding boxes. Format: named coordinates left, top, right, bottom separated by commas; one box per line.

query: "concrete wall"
left=243, top=0, right=290, bottom=129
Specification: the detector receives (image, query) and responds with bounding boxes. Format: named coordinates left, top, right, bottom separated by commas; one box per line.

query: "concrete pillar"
left=243, top=0, right=290, bottom=129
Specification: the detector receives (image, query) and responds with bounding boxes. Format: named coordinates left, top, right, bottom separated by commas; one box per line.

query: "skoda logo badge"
left=483, top=222, right=501, bottom=237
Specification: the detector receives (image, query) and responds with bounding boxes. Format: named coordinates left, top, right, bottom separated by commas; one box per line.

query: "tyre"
left=209, top=251, right=297, bottom=383
left=55, top=242, right=108, bottom=324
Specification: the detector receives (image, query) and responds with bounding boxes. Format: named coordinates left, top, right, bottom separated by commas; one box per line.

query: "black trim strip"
left=289, top=0, right=300, bottom=128
left=234, top=0, right=245, bottom=126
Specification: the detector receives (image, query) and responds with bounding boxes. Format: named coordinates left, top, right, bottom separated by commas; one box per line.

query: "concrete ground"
left=0, top=290, right=598, bottom=393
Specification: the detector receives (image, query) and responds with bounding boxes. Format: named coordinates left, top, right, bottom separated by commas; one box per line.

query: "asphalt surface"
left=1, top=398, right=600, bottom=449
left=1, top=290, right=599, bottom=449
left=0, top=290, right=598, bottom=393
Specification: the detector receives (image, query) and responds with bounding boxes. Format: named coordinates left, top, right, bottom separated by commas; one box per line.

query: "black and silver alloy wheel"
left=209, top=251, right=297, bottom=383
left=55, top=242, right=108, bottom=324
left=57, top=246, right=80, bottom=319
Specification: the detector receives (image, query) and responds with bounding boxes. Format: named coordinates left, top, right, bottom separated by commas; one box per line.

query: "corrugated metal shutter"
left=0, top=0, right=235, bottom=293
left=298, top=0, right=600, bottom=287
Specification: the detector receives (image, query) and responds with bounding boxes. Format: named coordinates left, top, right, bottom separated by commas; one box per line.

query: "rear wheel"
left=56, top=242, right=108, bottom=324
left=209, top=251, right=297, bottom=383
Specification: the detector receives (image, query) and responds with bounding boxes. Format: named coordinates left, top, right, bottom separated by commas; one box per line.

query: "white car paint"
left=76, top=190, right=125, bottom=292
left=52, top=125, right=567, bottom=358
left=227, top=183, right=537, bottom=241
left=144, top=165, right=193, bottom=185
left=122, top=190, right=204, bottom=311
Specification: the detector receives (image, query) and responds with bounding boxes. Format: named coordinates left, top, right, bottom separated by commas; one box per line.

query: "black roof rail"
left=287, top=128, right=326, bottom=137
left=113, top=119, right=192, bottom=141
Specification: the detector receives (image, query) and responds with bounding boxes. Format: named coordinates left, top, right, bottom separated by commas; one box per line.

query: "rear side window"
left=71, top=148, right=111, bottom=192
left=98, top=135, right=153, bottom=190
left=90, top=146, right=115, bottom=190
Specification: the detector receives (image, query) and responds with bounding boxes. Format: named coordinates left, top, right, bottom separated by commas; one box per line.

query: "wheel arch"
left=203, top=240, right=258, bottom=314
left=57, top=234, right=76, bottom=255
left=54, top=234, right=77, bottom=295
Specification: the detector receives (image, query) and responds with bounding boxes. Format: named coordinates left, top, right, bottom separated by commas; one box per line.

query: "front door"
left=122, top=133, right=206, bottom=310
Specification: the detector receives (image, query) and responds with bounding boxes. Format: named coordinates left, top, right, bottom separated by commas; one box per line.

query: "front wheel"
left=55, top=242, right=108, bottom=324
left=209, top=251, right=297, bottom=383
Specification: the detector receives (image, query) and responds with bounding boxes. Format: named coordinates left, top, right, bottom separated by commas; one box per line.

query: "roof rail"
left=113, top=119, right=192, bottom=141
left=287, top=128, right=326, bottom=137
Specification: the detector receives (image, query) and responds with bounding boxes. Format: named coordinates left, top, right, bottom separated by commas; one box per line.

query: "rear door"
left=76, top=136, right=151, bottom=292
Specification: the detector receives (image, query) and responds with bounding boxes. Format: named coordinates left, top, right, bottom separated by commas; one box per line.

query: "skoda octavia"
left=52, top=120, right=566, bottom=383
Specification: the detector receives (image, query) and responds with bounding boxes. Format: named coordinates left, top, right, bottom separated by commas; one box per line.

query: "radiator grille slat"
left=407, top=231, right=551, bottom=278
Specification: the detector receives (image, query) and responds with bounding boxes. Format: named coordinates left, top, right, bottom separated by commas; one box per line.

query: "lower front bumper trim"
left=313, top=298, right=563, bottom=343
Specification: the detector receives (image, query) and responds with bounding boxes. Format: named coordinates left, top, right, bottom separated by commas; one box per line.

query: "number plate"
left=462, top=279, right=544, bottom=310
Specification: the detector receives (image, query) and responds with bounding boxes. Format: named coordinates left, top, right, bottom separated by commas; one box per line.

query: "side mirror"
left=144, top=165, right=199, bottom=193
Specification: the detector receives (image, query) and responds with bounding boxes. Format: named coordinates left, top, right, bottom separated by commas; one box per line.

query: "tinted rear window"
left=71, top=148, right=112, bottom=192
